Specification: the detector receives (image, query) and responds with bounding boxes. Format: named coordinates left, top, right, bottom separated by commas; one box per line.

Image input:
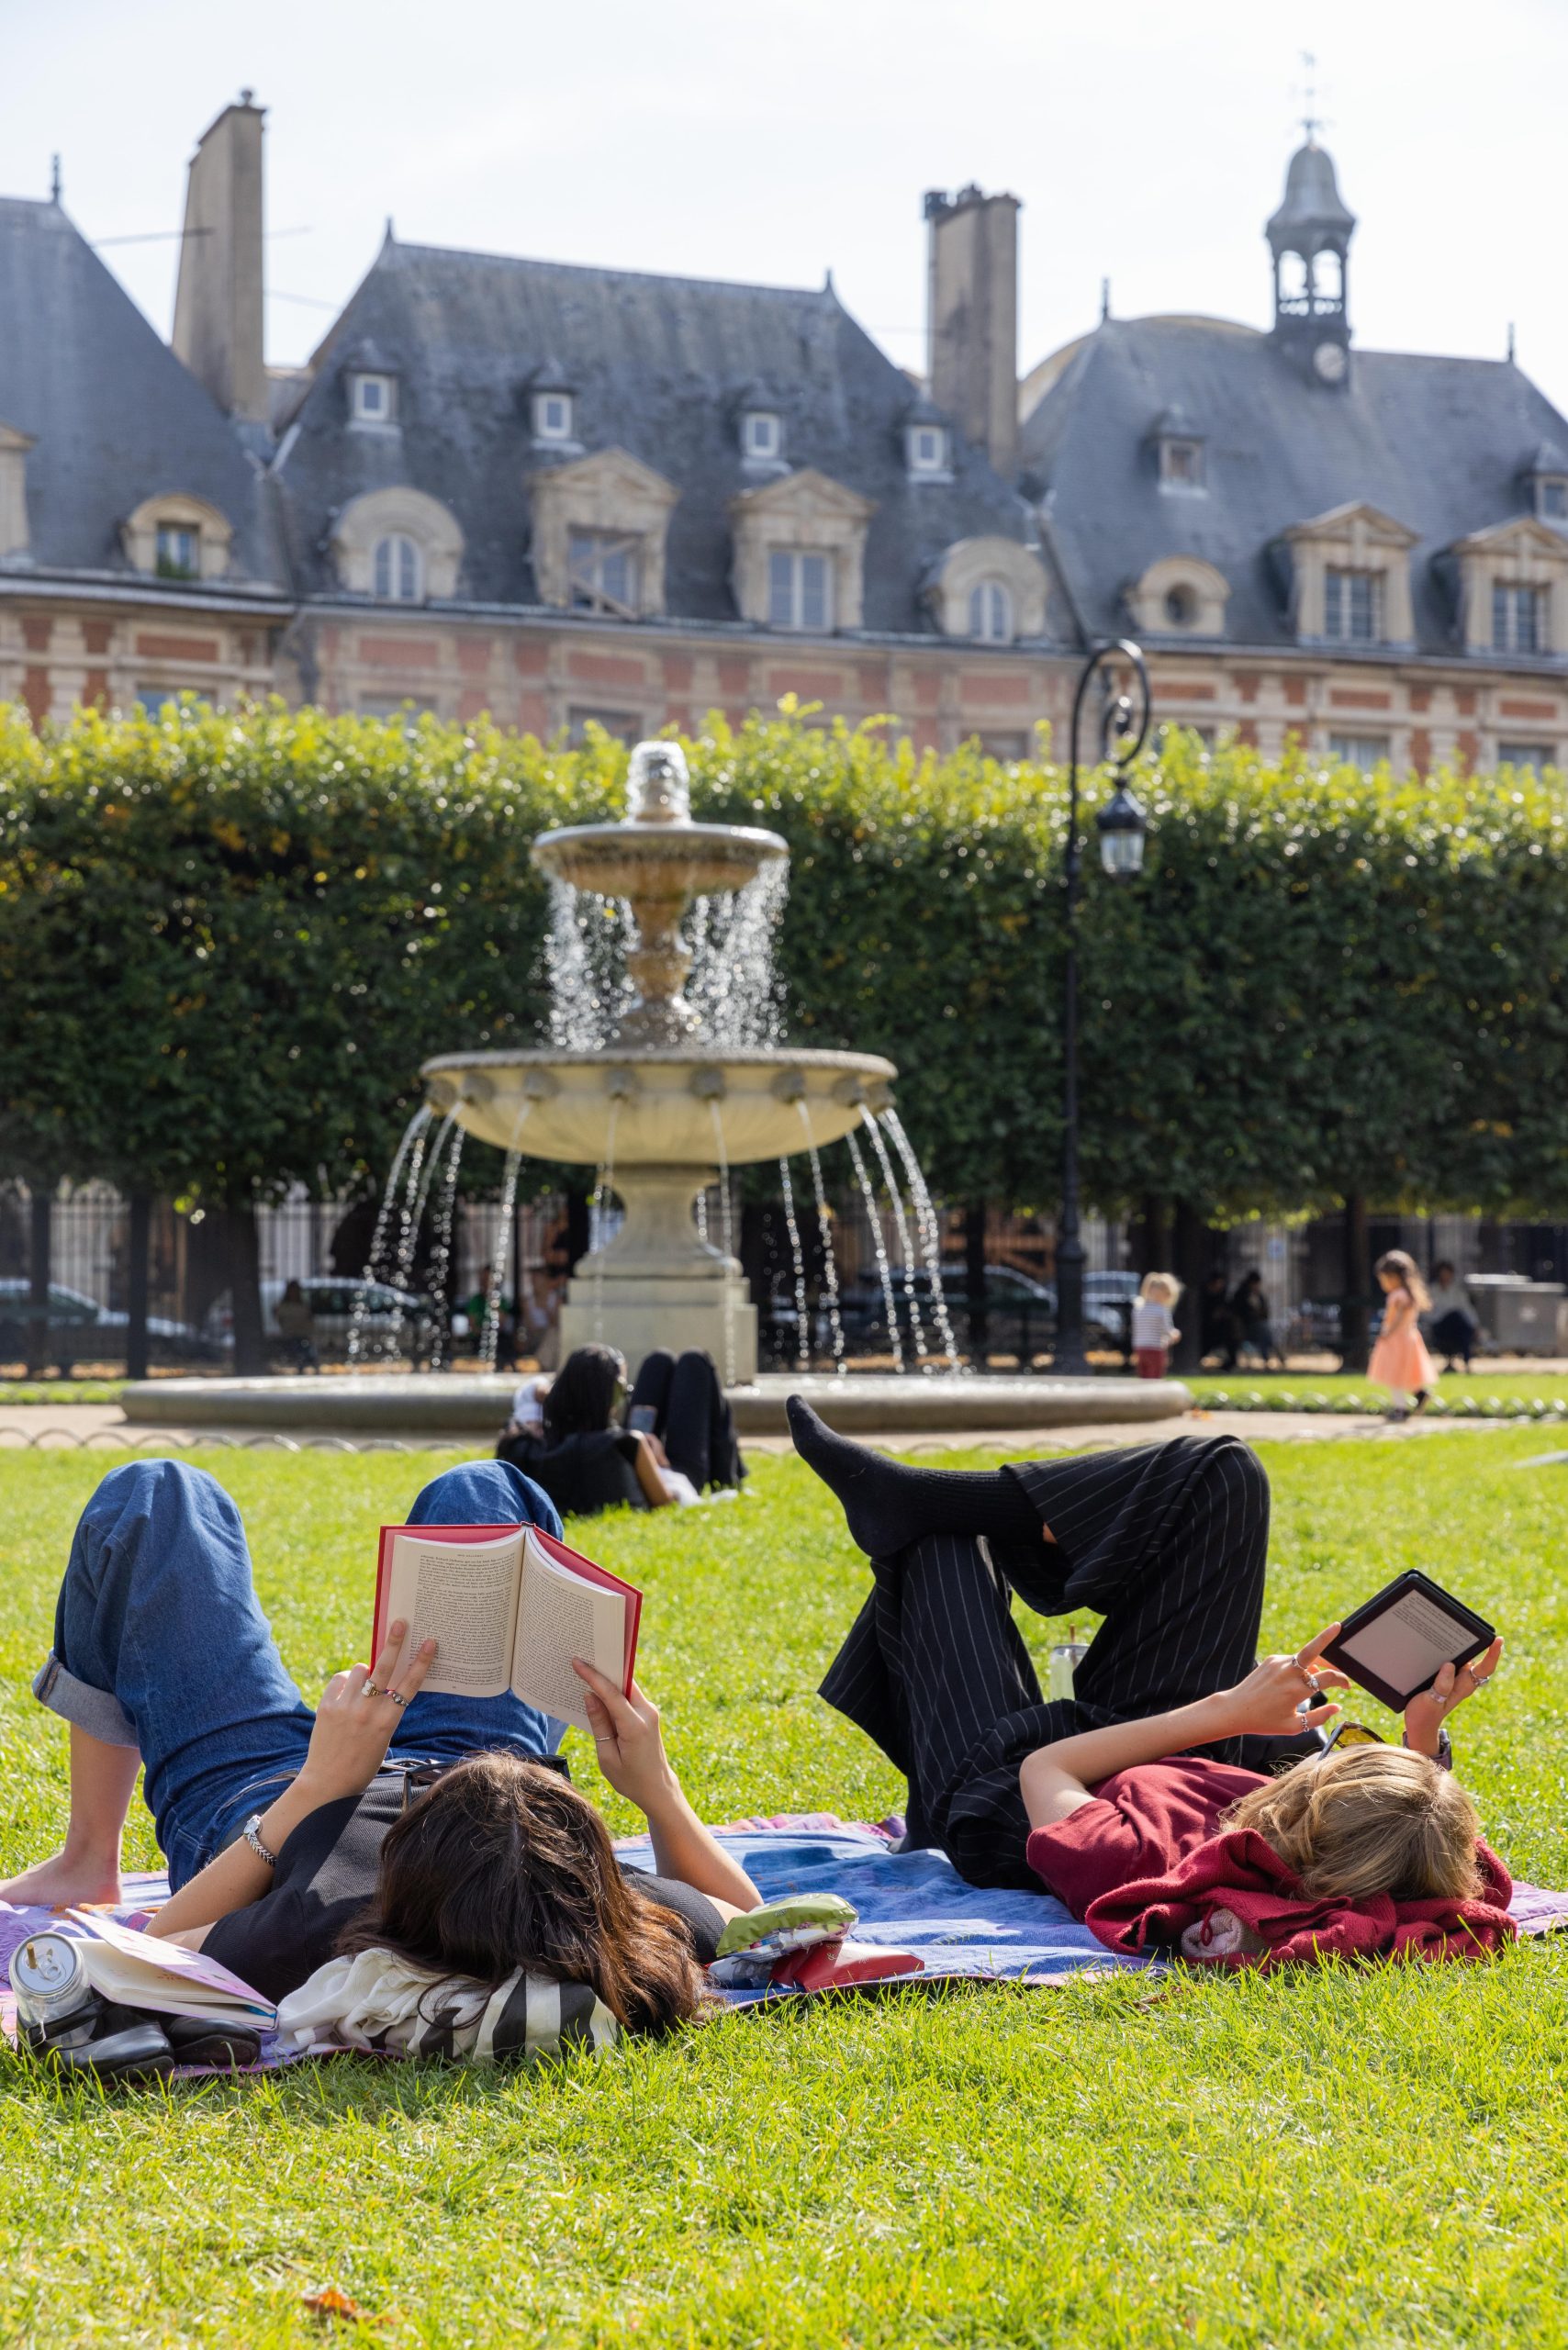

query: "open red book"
left=374, top=1522, right=640, bottom=1736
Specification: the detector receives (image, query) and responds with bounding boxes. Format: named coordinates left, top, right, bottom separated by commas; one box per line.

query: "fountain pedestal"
left=557, top=1161, right=758, bottom=1379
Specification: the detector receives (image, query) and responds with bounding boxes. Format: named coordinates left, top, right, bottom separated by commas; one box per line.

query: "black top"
left=200, top=1775, right=722, bottom=2003
left=495, top=1427, right=647, bottom=1518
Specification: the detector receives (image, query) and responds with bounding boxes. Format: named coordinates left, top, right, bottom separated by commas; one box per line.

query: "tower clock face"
left=1314, top=340, right=1348, bottom=384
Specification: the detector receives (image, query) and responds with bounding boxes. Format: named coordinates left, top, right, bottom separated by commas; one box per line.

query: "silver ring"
left=386, top=1688, right=409, bottom=1709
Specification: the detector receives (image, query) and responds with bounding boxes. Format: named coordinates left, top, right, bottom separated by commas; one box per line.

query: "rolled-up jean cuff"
left=32, top=1652, right=139, bottom=1749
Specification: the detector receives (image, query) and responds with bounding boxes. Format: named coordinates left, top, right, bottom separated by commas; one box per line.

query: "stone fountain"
left=121, top=741, right=1192, bottom=1436
left=420, top=742, right=896, bottom=1382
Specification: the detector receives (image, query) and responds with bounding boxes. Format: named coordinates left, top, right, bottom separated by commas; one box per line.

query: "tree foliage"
left=1, top=699, right=1564, bottom=1239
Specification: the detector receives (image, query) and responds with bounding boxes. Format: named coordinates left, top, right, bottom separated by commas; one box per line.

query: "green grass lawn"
left=1183, top=1369, right=1568, bottom=1412
left=3, top=1435, right=1567, bottom=2348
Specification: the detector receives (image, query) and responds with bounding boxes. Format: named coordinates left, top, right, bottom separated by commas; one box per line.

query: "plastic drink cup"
left=1047, top=1639, right=1091, bottom=1702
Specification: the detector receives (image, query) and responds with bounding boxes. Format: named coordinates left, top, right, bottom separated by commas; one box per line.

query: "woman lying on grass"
left=1, top=1459, right=759, bottom=2031
left=790, top=1404, right=1511, bottom=1965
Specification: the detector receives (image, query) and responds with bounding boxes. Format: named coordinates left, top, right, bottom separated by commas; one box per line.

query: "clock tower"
left=1266, top=136, right=1355, bottom=385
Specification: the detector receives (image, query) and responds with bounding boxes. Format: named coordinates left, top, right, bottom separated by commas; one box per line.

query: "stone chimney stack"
left=924, top=185, right=1020, bottom=479
left=173, top=92, right=267, bottom=423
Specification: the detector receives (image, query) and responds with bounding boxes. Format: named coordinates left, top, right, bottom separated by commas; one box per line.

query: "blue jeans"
left=32, top=1459, right=566, bottom=1890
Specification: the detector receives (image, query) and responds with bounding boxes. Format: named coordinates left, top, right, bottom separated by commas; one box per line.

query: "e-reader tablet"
left=1321, top=1571, right=1496, bottom=1713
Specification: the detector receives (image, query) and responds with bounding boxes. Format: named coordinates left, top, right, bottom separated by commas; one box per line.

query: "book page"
left=71, top=1913, right=274, bottom=2022
left=1339, top=1588, right=1474, bottom=1698
left=384, top=1529, right=522, bottom=1699
left=511, top=1540, right=628, bottom=1732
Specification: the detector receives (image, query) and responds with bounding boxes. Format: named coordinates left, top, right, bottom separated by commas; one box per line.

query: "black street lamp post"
left=1053, top=639, right=1152, bottom=1378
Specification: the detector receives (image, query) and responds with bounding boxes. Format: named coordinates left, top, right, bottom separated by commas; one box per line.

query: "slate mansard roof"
left=271, top=234, right=1036, bottom=632
left=0, top=197, right=274, bottom=587
left=1021, top=314, right=1568, bottom=655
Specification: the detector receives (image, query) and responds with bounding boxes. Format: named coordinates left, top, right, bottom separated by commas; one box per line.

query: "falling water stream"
left=845, top=1126, right=904, bottom=1372
left=589, top=1102, right=621, bottom=1344
left=347, top=1102, right=431, bottom=1365
left=860, top=1106, right=929, bottom=1365
left=480, top=1105, right=532, bottom=1372
left=426, top=1125, right=466, bottom=1369
left=796, top=1101, right=846, bottom=1373
left=777, top=1155, right=811, bottom=1373
left=881, top=1106, right=962, bottom=1372
left=708, top=1099, right=736, bottom=1388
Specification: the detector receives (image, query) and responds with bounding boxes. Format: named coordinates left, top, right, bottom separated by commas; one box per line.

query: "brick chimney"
left=173, top=92, right=267, bottom=422
left=924, top=185, right=1020, bottom=479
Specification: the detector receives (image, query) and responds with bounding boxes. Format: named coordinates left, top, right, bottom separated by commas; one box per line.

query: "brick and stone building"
left=5, top=96, right=1568, bottom=775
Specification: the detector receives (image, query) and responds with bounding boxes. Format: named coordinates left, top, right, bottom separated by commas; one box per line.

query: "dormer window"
left=1160, top=438, right=1204, bottom=490
left=969, top=579, right=1013, bottom=642
left=907, top=422, right=949, bottom=477
left=1539, top=477, right=1568, bottom=521
left=350, top=373, right=397, bottom=426
left=155, top=522, right=199, bottom=580
left=534, top=391, right=575, bottom=442
left=374, top=533, right=422, bottom=602
left=1325, top=566, right=1382, bottom=643
left=741, top=411, right=781, bottom=462
left=1494, top=581, right=1548, bottom=655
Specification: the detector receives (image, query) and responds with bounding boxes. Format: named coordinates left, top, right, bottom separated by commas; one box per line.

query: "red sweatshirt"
left=1025, top=1756, right=1514, bottom=1967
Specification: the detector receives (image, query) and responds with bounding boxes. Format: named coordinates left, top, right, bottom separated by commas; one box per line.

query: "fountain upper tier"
left=530, top=739, right=788, bottom=1047
left=421, top=1046, right=898, bottom=1167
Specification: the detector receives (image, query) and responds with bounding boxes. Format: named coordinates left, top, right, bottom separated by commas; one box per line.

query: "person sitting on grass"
left=789, top=1401, right=1510, bottom=1965
left=0, top=1458, right=759, bottom=2028
left=498, top=1342, right=742, bottom=1516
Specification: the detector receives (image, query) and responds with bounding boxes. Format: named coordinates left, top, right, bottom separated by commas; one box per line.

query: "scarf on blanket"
left=274, top=1947, right=619, bottom=2062
left=1086, top=1828, right=1516, bottom=1968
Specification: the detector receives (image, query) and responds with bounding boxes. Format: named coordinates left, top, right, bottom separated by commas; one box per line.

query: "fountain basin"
left=119, top=1371, right=1195, bottom=1439
left=421, top=1047, right=897, bottom=1166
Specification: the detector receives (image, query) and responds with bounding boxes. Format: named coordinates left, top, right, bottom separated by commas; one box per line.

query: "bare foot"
left=0, top=1850, right=123, bottom=1910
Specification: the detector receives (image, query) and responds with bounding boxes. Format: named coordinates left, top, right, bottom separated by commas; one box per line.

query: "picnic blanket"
left=6, top=1820, right=1568, bottom=2070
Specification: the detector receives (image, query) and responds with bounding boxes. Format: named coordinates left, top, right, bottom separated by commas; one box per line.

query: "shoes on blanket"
left=711, top=1892, right=922, bottom=1992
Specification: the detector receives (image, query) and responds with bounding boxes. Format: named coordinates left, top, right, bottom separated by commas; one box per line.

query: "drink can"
left=11, top=1932, right=95, bottom=2044
left=1048, top=1639, right=1090, bottom=1703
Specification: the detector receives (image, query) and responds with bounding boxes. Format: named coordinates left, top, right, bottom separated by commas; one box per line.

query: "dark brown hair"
left=543, top=1344, right=626, bottom=1445
left=339, top=1751, right=708, bottom=2034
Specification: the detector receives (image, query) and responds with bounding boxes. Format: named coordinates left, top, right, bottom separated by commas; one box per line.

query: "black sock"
left=786, top=1396, right=1042, bottom=1558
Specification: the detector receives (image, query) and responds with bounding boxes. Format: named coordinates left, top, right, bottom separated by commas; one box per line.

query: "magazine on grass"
left=65, top=1911, right=275, bottom=2025
left=373, top=1521, right=641, bottom=1736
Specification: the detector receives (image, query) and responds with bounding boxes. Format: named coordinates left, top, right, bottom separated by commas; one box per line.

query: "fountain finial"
left=626, top=740, right=690, bottom=826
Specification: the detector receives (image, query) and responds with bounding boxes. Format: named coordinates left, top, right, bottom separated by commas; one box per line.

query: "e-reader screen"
left=1338, top=1589, right=1474, bottom=1692
left=1324, top=1572, right=1495, bottom=1709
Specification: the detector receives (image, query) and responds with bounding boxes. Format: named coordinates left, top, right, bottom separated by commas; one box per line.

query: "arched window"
left=968, top=579, right=1014, bottom=643
left=1164, top=583, right=1198, bottom=628
left=373, top=533, right=422, bottom=602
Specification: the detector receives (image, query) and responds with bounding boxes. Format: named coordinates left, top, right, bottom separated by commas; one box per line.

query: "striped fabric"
left=820, top=1437, right=1271, bottom=1889
left=274, top=1945, right=619, bottom=2063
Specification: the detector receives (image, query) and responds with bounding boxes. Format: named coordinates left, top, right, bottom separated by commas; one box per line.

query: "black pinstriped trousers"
left=818, top=1435, right=1271, bottom=1888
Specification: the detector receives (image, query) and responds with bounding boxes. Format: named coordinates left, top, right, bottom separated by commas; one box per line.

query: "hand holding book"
left=571, top=1661, right=675, bottom=1813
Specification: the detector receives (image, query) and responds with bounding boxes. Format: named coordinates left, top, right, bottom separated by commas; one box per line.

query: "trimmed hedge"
left=2, top=700, right=1566, bottom=1226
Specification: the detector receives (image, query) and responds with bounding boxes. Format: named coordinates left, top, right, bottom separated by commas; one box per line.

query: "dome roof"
left=1266, top=140, right=1356, bottom=253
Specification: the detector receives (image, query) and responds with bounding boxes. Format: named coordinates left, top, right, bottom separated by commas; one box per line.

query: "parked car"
left=0, top=1279, right=105, bottom=1374
left=204, top=1276, right=438, bottom=1366
left=90, top=1311, right=222, bottom=1366
left=833, top=1264, right=1137, bottom=1360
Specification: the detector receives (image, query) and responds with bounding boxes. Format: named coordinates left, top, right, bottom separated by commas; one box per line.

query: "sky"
left=6, top=0, right=1568, bottom=411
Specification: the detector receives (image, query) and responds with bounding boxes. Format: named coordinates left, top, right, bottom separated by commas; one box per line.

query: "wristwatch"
left=242, top=1813, right=279, bottom=1868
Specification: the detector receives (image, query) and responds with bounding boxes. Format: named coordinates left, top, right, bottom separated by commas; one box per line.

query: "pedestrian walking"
left=1229, top=1270, right=1282, bottom=1369
left=1369, top=1249, right=1437, bottom=1419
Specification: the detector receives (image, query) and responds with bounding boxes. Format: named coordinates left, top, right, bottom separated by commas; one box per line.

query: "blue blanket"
left=617, top=1819, right=1151, bottom=2000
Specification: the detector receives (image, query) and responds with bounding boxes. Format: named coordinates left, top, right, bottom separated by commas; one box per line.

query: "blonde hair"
left=1375, top=1248, right=1431, bottom=1314
left=1226, top=1745, right=1482, bottom=1903
left=1139, top=1271, right=1181, bottom=1304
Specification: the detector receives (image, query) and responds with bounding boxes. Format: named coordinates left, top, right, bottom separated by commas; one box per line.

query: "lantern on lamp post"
left=1052, top=640, right=1152, bottom=1377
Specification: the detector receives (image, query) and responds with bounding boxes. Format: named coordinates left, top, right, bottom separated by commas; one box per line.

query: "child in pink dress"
left=1368, top=1249, right=1437, bottom=1420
